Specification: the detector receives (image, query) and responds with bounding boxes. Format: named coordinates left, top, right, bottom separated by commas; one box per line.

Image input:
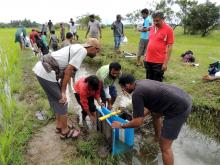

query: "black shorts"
left=74, top=93, right=96, bottom=113
left=144, top=62, right=164, bottom=82
left=161, top=105, right=192, bottom=140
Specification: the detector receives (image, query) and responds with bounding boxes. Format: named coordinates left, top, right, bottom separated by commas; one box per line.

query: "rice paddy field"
left=0, top=27, right=220, bottom=164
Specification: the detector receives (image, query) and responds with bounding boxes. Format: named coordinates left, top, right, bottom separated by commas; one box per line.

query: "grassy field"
left=0, top=27, right=220, bottom=164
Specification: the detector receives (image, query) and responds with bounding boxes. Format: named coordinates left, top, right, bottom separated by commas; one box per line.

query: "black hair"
left=141, top=8, right=149, bottom=15
left=116, top=14, right=121, bottom=19
left=109, top=62, right=121, bottom=71
left=66, top=32, right=73, bottom=39
left=119, top=74, right=135, bottom=86
left=152, top=10, right=164, bottom=19
left=85, top=75, right=100, bottom=91
left=89, top=14, right=95, bottom=19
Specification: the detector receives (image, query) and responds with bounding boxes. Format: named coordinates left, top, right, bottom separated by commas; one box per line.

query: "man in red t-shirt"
left=144, top=10, right=174, bottom=82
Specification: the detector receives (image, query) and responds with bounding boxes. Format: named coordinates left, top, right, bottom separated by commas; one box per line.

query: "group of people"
left=31, top=10, right=191, bottom=165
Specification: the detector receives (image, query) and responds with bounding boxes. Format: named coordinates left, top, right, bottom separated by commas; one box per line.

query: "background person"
left=144, top=10, right=174, bottom=82
left=15, top=24, right=26, bottom=51
left=85, top=14, right=102, bottom=39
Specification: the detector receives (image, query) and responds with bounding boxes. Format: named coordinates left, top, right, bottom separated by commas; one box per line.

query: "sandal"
left=60, top=129, right=80, bottom=140
left=55, top=127, right=62, bottom=134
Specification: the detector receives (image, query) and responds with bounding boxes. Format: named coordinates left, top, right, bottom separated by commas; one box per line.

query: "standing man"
left=136, top=8, right=151, bottom=67
left=96, top=62, right=121, bottom=110
left=85, top=14, right=102, bottom=39
left=33, top=38, right=100, bottom=139
left=48, top=20, right=54, bottom=34
left=144, top=10, right=174, bottom=82
left=69, top=18, right=79, bottom=40
left=15, top=24, right=26, bottom=51
left=111, top=14, right=124, bottom=53
left=60, top=23, right=65, bottom=41
left=112, top=74, right=192, bottom=165
left=41, top=24, right=47, bottom=36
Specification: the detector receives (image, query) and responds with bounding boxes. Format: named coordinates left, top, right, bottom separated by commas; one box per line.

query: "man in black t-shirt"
left=112, top=74, right=192, bottom=165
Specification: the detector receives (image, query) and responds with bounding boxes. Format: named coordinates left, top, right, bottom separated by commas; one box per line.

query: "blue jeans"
left=114, top=36, right=121, bottom=49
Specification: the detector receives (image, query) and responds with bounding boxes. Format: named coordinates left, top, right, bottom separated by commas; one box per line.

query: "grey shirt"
left=111, top=21, right=123, bottom=37
left=132, top=80, right=192, bottom=118
left=88, top=20, right=101, bottom=38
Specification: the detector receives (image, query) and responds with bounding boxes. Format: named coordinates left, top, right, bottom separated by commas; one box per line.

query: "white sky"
left=0, top=0, right=219, bottom=24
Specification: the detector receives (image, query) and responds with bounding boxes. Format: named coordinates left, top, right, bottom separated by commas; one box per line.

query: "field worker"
left=85, top=14, right=102, bottom=39
left=48, top=20, right=54, bottom=34
left=29, top=28, right=40, bottom=55
left=15, top=24, right=26, bottom=51
left=111, top=14, right=124, bottom=54
left=144, top=10, right=174, bottom=82
left=33, top=38, right=101, bottom=139
left=69, top=19, right=79, bottom=41
left=60, top=23, right=65, bottom=41
left=41, top=32, right=48, bottom=49
left=112, top=74, right=192, bottom=165
left=136, top=8, right=151, bottom=67
left=96, top=62, right=121, bottom=110
left=74, top=75, right=104, bottom=123
left=41, top=24, right=47, bottom=36
left=60, top=32, right=74, bottom=48
left=49, top=30, right=59, bottom=51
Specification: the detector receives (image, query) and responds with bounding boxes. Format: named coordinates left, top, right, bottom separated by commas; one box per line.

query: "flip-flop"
left=60, top=129, right=80, bottom=140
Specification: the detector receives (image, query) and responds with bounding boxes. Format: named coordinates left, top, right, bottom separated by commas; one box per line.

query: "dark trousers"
left=74, top=93, right=96, bottom=117
left=144, top=62, right=164, bottom=82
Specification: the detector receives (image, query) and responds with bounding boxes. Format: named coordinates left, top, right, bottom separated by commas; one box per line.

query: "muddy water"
left=71, top=64, right=220, bottom=165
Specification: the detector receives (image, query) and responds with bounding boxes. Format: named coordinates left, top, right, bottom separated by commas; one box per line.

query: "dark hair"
left=85, top=75, right=100, bottom=91
left=152, top=10, right=164, bottom=19
left=141, top=8, right=149, bottom=15
left=109, top=62, right=121, bottom=71
left=43, top=32, right=46, bottom=35
left=66, top=32, right=73, bottom=39
left=119, top=74, right=135, bottom=86
left=116, top=14, right=121, bottom=19
left=89, top=14, right=95, bottom=19
left=51, top=30, right=55, bottom=34
left=60, top=23, right=63, bottom=26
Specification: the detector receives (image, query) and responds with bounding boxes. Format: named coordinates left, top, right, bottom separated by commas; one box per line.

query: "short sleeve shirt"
left=88, top=20, right=101, bottom=38
left=141, top=16, right=151, bottom=40
left=145, top=22, right=174, bottom=63
left=33, top=44, right=87, bottom=82
left=132, top=80, right=192, bottom=119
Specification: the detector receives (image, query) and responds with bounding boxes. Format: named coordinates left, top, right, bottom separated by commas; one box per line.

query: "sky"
left=0, top=0, right=219, bottom=24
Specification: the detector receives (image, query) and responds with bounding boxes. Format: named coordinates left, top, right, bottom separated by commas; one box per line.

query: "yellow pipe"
left=99, top=110, right=122, bottom=121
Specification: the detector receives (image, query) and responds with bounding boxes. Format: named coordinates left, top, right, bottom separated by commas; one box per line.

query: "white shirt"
left=70, top=23, right=77, bottom=33
left=33, top=44, right=87, bottom=82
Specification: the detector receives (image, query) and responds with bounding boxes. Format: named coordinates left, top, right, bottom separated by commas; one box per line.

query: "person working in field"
left=112, top=74, right=192, bottom=165
left=85, top=14, right=102, bottom=39
left=144, top=10, right=174, bottom=82
left=15, top=24, right=26, bottom=51
left=33, top=38, right=101, bottom=139
left=96, top=62, right=121, bottom=110
left=60, top=32, right=74, bottom=48
left=111, top=14, right=124, bottom=54
left=74, top=75, right=104, bottom=123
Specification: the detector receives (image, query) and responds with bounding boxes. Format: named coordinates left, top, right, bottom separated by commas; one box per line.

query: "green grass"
left=0, top=27, right=220, bottom=164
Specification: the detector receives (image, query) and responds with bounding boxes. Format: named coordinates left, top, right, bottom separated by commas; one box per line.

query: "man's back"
left=133, top=79, right=191, bottom=118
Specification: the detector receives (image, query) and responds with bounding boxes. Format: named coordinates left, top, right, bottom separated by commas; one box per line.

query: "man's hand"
left=112, top=121, right=122, bottom=128
left=162, top=63, right=167, bottom=71
left=107, top=104, right=113, bottom=110
left=59, top=92, right=67, bottom=105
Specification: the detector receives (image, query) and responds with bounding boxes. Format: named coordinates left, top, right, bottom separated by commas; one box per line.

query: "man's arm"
left=112, top=117, right=144, bottom=128
left=162, top=44, right=173, bottom=71
left=85, top=25, right=90, bottom=38
left=59, top=65, right=76, bottom=104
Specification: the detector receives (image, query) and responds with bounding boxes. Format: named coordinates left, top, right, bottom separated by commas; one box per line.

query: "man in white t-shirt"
left=69, top=18, right=79, bottom=40
left=85, top=14, right=102, bottom=39
left=33, top=38, right=100, bottom=139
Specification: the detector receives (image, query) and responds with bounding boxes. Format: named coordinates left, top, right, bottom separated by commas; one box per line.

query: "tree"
left=175, top=0, right=198, bottom=34
left=125, top=10, right=142, bottom=28
left=185, top=1, right=220, bottom=36
left=76, top=14, right=102, bottom=28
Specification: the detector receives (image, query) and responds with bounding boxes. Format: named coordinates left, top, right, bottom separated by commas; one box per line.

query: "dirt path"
left=25, top=122, right=76, bottom=165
